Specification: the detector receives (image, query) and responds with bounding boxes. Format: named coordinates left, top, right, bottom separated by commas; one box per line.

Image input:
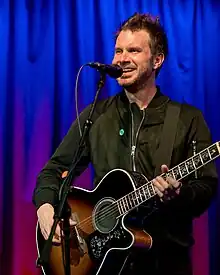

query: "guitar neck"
left=116, top=141, right=220, bottom=217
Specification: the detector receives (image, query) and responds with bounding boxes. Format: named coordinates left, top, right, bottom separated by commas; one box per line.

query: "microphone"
left=87, top=62, right=123, bottom=79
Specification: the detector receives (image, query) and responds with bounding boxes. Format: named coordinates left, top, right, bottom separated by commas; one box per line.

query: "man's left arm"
left=153, top=110, right=219, bottom=218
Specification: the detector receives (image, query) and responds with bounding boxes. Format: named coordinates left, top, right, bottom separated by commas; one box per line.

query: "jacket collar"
left=119, top=86, right=169, bottom=108
left=117, top=86, right=170, bottom=125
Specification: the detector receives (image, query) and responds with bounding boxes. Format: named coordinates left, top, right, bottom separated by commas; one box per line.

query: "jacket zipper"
left=130, top=107, right=146, bottom=171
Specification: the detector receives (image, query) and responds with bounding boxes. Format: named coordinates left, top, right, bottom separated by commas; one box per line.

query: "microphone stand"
left=36, top=71, right=106, bottom=275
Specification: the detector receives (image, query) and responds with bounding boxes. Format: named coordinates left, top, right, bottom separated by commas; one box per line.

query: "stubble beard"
left=119, top=72, right=152, bottom=94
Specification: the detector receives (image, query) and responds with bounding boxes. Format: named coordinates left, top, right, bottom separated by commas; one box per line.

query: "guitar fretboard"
left=116, top=141, right=220, bottom=217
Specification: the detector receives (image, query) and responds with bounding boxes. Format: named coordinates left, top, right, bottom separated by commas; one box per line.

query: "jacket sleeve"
left=168, top=109, right=218, bottom=218
left=32, top=106, right=92, bottom=210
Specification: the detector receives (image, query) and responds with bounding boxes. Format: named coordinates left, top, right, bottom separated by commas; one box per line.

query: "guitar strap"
left=116, top=101, right=181, bottom=275
left=153, top=101, right=181, bottom=177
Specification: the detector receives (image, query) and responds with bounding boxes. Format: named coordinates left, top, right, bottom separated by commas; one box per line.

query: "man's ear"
left=153, top=53, right=164, bottom=70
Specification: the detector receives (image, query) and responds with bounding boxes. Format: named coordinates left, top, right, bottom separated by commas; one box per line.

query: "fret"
left=141, top=186, right=147, bottom=200
left=164, top=171, right=175, bottom=181
left=191, top=157, right=197, bottom=170
left=132, top=191, right=137, bottom=206
left=209, top=144, right=219, bottom=158
left=199, top=153, right=204, bottom=164
left=177, top=165, right=182, bottom=178
left=186, top=158, right=196, bottom=173
left=148, top=183, right=155, bottom=197
left=117, top=201, right=122, bottom=216
left=123, top=196, right=129, bottom=212
left=121, top=197, right=126, bottom=212
left=127, top=189, right=143, bottom=210
left=172, top=166, right=181, bottom=180
left=126, top=195, right=133, bottom=208
left=207, top=148, right=212, bottom=159
left=200, top=149, right=211, bottom=163
left=129, top=193, right=133, bottom=207
left=128, top=193, right=133, bottom=208
left=131, top=191, right=138, bottom=206
left=184, top=161, right=189, bottom=174
left=192, top=154, right=202, bottom=168
left=179, top=163, right=188, bottom=177
left=131, top=193, right=135, bottom=208
left=170, top=169, right=176, bottom=180
left=126, top=194, right=132, bottom=209
left=134, top=191, right=139, bottom=205
left=134, top=190, right=140, bottom=205
left=139, top=188, right=145, bottom=202
left=168, top=169, right=176, bottom=180
left=125, top=195, right=129, bottom=209
left=144, top=185, right=151, bottom=198
left=138, top=189, right=143, bottom=203
left=120, top=199, right=126, bottom=214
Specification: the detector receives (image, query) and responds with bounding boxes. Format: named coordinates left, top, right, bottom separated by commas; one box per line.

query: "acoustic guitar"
left=36, top=141, right=220, bottom=275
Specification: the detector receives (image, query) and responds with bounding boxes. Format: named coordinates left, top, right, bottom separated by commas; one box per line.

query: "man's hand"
left=153, top=164, right=182, bottom=201
left=37, top=203, right=77, bottom=244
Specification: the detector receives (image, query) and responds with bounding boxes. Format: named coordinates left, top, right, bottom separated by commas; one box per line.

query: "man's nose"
left=120, top=51, right=130, bottom=63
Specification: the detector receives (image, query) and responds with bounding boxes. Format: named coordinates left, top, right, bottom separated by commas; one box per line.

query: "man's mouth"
left=122, top=68, right=135, bottom=73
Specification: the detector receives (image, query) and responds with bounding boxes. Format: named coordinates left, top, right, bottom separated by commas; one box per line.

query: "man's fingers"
left=154, top=186, right=164, bottom=198
left=152, top=164, right=182, bottom=201
left=161, top=164, right=169, bottom=173
left=166, top=176, right=182, bottom=190
left=41, top=226, right=49, bottom=240
left=39, top=220, right=51, bottom=240
left=153, top=177, right=169, bottom=192
left=39, top=220, right=61, bottom=243
left=53, top=224, right=61, bottom=242
left=70, top=218, right=77, bottom=226
left=153, top=179, right=166, bottom=193
left=38, top=203, right=77, bottom=245
left=161, top=164, right=182, bottom=190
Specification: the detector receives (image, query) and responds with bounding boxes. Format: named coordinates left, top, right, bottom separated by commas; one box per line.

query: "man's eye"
left=115, top=50, right=122, bottom=54
left=130, top=48, right=140, bottom=53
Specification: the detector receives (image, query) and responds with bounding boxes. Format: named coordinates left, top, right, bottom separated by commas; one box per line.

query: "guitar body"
left=36, top=169, right=153, bottom=275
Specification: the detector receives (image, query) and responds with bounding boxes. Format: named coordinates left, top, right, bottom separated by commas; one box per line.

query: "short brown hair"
left=115, top=12, right=168, bottom=75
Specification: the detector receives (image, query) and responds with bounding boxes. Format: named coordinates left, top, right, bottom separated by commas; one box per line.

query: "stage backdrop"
left=0, top=0, right=220, bottom=274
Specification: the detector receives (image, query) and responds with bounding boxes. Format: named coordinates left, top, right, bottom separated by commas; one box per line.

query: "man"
left=33, top=13, right=218, bottom=275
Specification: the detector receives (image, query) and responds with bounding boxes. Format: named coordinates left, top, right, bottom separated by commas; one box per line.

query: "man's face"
left=112, top=30, right=154, bottom=89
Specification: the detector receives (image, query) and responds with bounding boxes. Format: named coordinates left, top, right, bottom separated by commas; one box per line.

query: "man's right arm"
left=32, top=106, right=92, bottom=241
left=32, top=105, right=92, bottom=210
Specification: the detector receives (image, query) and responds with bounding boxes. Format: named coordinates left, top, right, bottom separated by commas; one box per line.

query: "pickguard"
left=87, top=222, right=132, bottom=262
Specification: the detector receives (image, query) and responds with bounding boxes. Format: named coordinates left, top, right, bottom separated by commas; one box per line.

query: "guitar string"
left=68, top=175, right=179, bottom=240
left=68, top=167, right=192, bottom=238
left=68, top=182, right=156, bottom=239
left=67, top=146, right=218, bottom=240
left=68, top=167, right=185, bottom=237
left=70, top=164, right=178, bottom=230
left=68, top=165, right=186, bottom=236
left=79, top=182, right=153, bottom=227
left=69, top=171, right=176, bottom=238
left=70, top=145, right=215, bottom=230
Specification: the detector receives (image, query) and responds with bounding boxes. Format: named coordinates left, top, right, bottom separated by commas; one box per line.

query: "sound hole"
left=93, top=198, right=118, bottom=234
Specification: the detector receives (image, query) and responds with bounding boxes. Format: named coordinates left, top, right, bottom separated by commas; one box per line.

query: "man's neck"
left=125, top=83, right=157, bottom=110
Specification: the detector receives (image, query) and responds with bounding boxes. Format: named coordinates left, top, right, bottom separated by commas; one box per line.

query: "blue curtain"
left=0, top=1, right=220, bottom=275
